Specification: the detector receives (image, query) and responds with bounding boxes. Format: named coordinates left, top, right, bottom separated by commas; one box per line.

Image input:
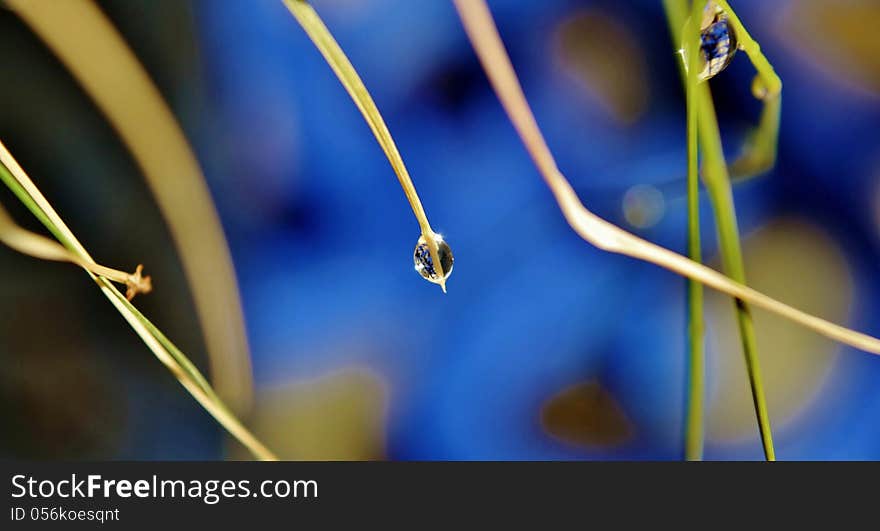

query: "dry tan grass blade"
left=453, top=0, right=880, bottom=356
left=7, top=0, right=254, bottom=411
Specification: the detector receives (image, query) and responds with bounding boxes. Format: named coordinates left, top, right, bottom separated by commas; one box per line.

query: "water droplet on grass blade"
left=413, top=234, right=453, bottom=287
left=697, top=3, right=738, bottom=81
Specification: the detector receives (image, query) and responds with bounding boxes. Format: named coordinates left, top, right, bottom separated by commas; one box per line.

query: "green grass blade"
left=0, top=140, right=277, bottom=461
left=730, top=91, right=781, bottom=180
left=696, top=75, right=775, bottom=462
left=683, top=1, right=706, bottom=461
left=714, top=0, right=783, bottom=181
left=8, top=0, right=255, bottom=412
left=665, top=0, right=776, bottom=460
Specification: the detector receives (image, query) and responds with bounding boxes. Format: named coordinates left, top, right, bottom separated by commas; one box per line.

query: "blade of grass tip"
left=683, top=3, right=705, bottom=461
left=671, top=0, right=775, bottom=460
left=282, top=0, right=449, bottom=292
left=698, top=86, right=775, bottom=460
left=7, top=0, right=254, bottom=412
left=452, top=0, right=880, bottom=358
left=0, top=140, right=277, bottom=461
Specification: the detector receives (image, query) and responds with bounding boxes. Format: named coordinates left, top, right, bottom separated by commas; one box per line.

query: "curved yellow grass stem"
left=7, top=0, right=254, bottom=411
left=0, top=140, right=277, bottom=461
left=282, top=0, right=448, bottom=292
left=714, top=0, right=781, bottom=99
left=453, top=0, right=880, bottom=356
left=707, top=0, right=782, bottom=181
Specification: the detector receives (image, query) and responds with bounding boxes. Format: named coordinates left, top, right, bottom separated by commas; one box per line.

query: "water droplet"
left=697, top=4, right=738, bottom=81
left=413, top=234, right=453, bottom=286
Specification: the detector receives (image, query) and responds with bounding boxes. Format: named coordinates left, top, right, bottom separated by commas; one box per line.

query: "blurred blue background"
left=1, top=0, right=879, bottom=460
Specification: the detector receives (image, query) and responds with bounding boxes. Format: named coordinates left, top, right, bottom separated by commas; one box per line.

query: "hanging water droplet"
left=413, top=234, right=453, bottom=286
left=697, top=3, right=738, bottom=81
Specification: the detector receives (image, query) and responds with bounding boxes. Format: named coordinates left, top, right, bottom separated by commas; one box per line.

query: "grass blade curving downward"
left=282, top=0, right=449, bottom=292
left=716, top=0, right=782, bottom=181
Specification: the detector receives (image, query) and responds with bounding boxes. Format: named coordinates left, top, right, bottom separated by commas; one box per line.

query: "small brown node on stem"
left=125, top=264, right=152, bottom=301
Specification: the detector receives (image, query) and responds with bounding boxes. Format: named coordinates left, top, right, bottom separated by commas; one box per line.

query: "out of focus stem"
left=664, top=0, right=775, bottom=460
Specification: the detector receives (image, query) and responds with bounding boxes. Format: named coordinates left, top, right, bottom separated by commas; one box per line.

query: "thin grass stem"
left=7, top=0, right=255, bottom=411
left=697, top=84, right=775, bottom=460
left=0, top=204, right=152, bottom=299
left=715, top=0, right=782, bottom=180
left=282, top=0, right=449, bottom=292
left=683, top=5, right=705, bottom=461
left=668, top=0, right=775, bottom=460
left=0, top=139, right=277, bottom=461
left=714, top=0, right=781, bottom=97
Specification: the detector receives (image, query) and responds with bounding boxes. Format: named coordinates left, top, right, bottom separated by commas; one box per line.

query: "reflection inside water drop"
left=697, top=2, right=738, bottom=81
left=413, top=234, right=454, bottom=286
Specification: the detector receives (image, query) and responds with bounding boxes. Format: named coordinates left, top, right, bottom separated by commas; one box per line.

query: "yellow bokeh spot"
left=231, top=368, right=388, bottom=460
left=706, top=219, right=853, bottom=442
